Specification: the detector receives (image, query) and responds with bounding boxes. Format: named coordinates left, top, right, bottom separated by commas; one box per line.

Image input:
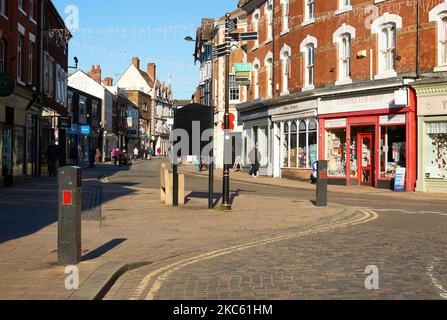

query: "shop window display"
left=308, top=120, right=318, bottom=168
left=425, top=122, right=447, bottom=180
left=326, top=128, right=346, bottom=176
left=282, top=123, right=289, bottom=167
left=380, top=126, right=406, bottom=178
left=290, top=122, right=298, bottom=168
left=13, top=126, right=25, bottom=176
left=298, top=121, right=306, bottom=168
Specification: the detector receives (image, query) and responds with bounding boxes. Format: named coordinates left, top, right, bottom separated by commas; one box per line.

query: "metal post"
left=58, top=166, right=82, bottom=265
left=209, top=107, right=214, bottom=209
left=316, top=160, right=328, bottom=207
left=173, top=163, right=178, bottom=207
left=221, top=13, right=232, bottom=211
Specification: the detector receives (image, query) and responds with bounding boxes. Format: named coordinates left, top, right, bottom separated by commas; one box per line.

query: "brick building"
left=126, top=89, right=153, bottom=151
left=234, top=0, right=447, bottom=192
left=194, top=9, right=248, bottom=168
left=0, top=0, right=70, bottom=186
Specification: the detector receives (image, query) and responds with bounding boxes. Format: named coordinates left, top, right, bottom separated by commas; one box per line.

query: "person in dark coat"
left=248, top=144, right=261, bottom=177
left=47, top=142, right=62, bottom=177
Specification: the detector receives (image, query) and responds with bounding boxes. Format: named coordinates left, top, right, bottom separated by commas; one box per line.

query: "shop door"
left=2, top=125, right=13, bottom=186
left=358, top=133, right=374, bottom=186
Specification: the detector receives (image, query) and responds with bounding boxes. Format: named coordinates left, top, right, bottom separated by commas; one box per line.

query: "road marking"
left=426, top=259, right=447, bottom=300
left=130, top=209, right=379, bottom=300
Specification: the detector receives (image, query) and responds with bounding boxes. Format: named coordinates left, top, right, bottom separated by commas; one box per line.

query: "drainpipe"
left=416, top=0, right=421, bottom=78
left=272, top=0, right=276, bottom=97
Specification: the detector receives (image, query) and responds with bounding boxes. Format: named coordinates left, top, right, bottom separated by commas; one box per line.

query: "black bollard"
left=58, top=166, right=82, bottom=265
left=316, top=160, right=328, bottom=207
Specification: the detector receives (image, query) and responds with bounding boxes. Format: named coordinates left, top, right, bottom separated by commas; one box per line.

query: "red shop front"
left=318, top=88, right=417, bottom=191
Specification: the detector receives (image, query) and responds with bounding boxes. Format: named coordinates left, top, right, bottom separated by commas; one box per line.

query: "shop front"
left=318, top=88, right=417, bottom=191
left=238, top=103, right=271, bottom=175
left=413, top=80, right=447, bottom=193
left=270, top=99, right=318, bottom=180
left=0, top=85, right=31, bottom=187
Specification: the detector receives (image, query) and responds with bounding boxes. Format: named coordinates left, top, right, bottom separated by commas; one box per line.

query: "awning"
left=426, top=121, right=447, bottom=134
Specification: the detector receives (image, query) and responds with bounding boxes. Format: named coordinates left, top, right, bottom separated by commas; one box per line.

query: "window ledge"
left=374, top=70, right=397, bottom=80
left=302, top=85, right=315, bottom=92
left=18, top=7, right=27, bottom=16
left=335, top=78, right=353, bottom=86
left=30, top=17, right=37, bottom=25
left=252, top=45, right=259, bottom=52
left=280, top=29, right=289, bottom=37
left=17, top=79, right=26, bottom=86
left=434, top=65, right=447, bottom=72
left=280, top=91, right=290, bottom=96
left=265, top=39, right=273, bottom=45
left=301, top=18, right=315, bottom=28
left=335, top=5, right=352, bottom=16
left=0, top=13, right=8, bottom=20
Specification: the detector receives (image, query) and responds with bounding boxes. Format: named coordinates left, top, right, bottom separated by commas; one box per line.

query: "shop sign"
left=379, top=114, right=406, bottom=125
left=319, top=93, right=398, bottom=115
left=235, top=63, right=251, bottom=86
left=325, top=118, right=347, bottom=128
left=80, top=125, right=91, bottom=135
left=394, top=168, right=406, bottom=192
left=394, top=89, right=409, bottom=106
left=418, top=96, right=447, bottom=116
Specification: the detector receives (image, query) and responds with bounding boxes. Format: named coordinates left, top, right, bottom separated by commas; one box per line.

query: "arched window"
left=252, top=9, right=260, bottom=48
left=265, top=52, right=273, bottom=97
left=300, top=36, right=317, bottom=91
left=281, top=0, right=290, bottom=33
left=334, top=24, right=355, bottom=85
left=280, top=45, right=291, bottom=94
left=252, top=59, right=260, bottom=99
left=441, top=16, right=447, bottom=66
left=371, top=13, right=402, bottom=79
left=265, top=3, right=273, bottom=41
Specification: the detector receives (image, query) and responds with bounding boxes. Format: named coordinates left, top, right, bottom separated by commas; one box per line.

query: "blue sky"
left=54, top=0, right=239, bottom=98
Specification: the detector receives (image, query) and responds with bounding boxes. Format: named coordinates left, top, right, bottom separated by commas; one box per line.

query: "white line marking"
left=426, top=259, right=447, bottom=300
left=130, top=209, right=379, bottom=300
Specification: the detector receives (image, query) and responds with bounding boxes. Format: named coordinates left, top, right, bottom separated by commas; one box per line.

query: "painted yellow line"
left=130, top=209, right=379, bottom=300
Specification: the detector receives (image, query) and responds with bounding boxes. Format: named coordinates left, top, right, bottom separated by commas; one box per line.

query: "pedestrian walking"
left=95, top=148, right=101, bottom=164
left=69, top=145, right=78, bottom=165
left=47, top=141, right=61, bottom=177
left=133, top=147, right=139, bottom=161
left=112, top=148, right=119, bottom=166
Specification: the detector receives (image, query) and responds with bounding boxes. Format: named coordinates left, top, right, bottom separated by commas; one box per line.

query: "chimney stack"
left=89, top=65, right=102, bottom=84
left=102, top=77, right=113, bottom=86
left=132, top=57, right=141, bottom=70
left=147, top=63, right=156, bottom=81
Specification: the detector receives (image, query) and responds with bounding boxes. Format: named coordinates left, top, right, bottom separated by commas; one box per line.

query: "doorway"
left=358, top=133, right=374, bottom=186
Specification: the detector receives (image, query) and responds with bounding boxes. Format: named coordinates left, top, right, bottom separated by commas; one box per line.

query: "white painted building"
left=68, top=68, right=115, bottom=161
left=116, top=57, right=174, bottom=155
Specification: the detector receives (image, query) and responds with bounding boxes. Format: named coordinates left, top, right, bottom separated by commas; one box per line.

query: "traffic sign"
left=227, top=18, right=238, bottom=32
left=229, top=32, right=258, bottom=42
left=235, top=63, right=252, bottom=73
left=212, top=44, right=227, bottom=59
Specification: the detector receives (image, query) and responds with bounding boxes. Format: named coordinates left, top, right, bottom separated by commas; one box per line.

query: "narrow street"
left=101, top=160, right=447, bottom=300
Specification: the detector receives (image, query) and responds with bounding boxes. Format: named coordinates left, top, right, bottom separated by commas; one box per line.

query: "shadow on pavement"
left=0, top=164, right=142, bottom=245
left=82, top=238, right=127, bottom=261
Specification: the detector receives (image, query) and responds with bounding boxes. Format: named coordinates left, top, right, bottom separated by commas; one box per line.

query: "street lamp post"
left=221, top=13, right=232, bottom=210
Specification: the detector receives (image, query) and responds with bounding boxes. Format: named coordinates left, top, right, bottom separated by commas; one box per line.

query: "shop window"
left=290, top=122, right=298, bottom=168
left=308, top=119, right=318, bottom=167
left=380, top=126, right=406, bottom=178
left=256, top=127, right=268, bottom=167
left=326, top=128, right=346, bottom=176
left=424, top=122, right=447, bottom=180
left=13, top=126, right=25, bottom=176
left=298, top=120, right=307, bottom=168
left=282, top=122, right=289, bottom=167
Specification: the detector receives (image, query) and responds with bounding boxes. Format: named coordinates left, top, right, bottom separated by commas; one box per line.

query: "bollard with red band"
left=316, top=160, right=328, bottom=207
left=58, top=166, right=82, bottom=265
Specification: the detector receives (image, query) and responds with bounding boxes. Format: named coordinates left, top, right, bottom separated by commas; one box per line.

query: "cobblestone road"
left=106, top=207, right=447, bottom=300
